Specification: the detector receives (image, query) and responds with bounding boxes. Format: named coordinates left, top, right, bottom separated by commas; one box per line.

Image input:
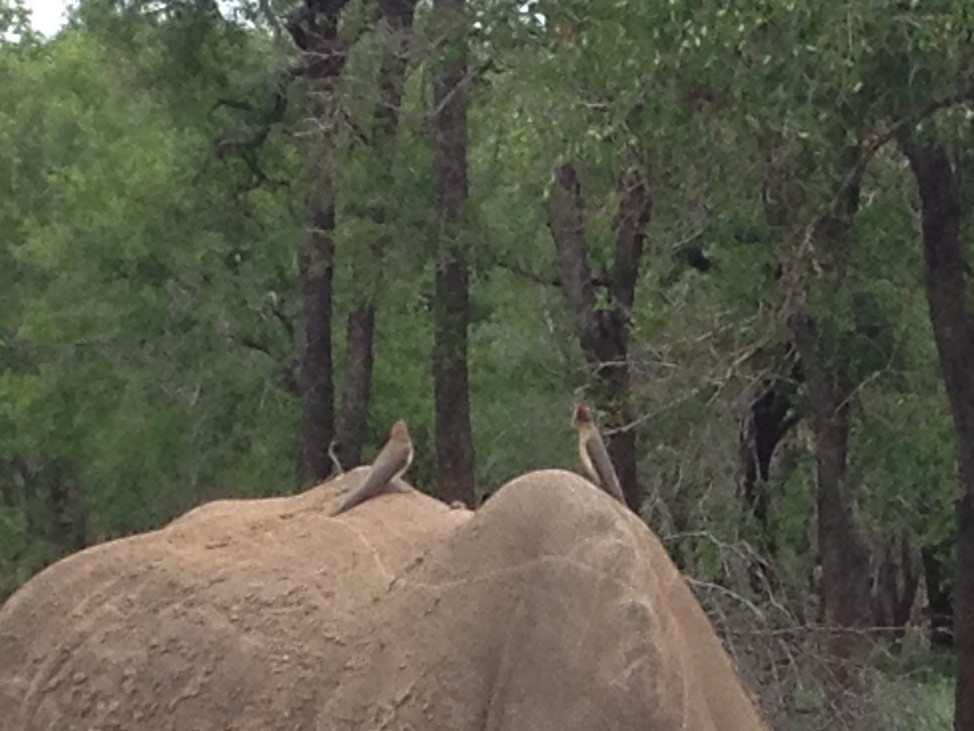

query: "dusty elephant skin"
left=0, top=468, right=770, bottom=731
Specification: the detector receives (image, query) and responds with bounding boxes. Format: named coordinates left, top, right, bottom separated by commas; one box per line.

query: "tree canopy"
left=3, top=0, right=974, bottom=727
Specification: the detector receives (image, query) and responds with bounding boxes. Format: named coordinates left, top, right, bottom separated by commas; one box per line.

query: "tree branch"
left=426, top=58, right=496, bottom=126
left=807, top=86, right=974, bottom=250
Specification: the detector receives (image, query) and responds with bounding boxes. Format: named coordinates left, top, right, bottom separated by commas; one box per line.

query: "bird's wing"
left=584, top=433, right=626, bottom=504
left=335, top=442, right=410, bottom=514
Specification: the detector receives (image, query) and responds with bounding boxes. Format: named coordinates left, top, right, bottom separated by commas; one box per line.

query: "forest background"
left=3, top=0, right=974, bottom=729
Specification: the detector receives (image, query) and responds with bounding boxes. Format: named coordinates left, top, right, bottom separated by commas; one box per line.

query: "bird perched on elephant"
left=332, top=419, right=414, bottom=515
left=572, top=402, right=626, bottom=504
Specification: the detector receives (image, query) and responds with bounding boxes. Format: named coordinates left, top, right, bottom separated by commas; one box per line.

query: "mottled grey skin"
left=572, top=403, right=626, bottom=504
left=333, top=420, right=414, bottom=515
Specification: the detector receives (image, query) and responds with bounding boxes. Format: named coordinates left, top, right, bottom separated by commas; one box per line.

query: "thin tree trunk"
left=298, top=204, right=337, bottom=485
left=337, top=0, right=418, bottom=468
left=431, top=0, right=475, bottom=505
left=958, top=497, right=974, bottom=731
left=548, top=161, right=652, bottom=509
left=339, top=304, right=376, bottom=468
left=287, top=1, right=351, bottom=485
left=900, top=136, right=974, bottom=731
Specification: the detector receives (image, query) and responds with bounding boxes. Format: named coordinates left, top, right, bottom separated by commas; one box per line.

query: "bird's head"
left=390, top=420, right=411, bottom=441
left=572, top=402, right=594, bottom=427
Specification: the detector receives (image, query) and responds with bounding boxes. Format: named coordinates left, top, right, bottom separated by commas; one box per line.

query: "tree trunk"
left=789, top=305, right=871, bottom=682
left=337, top=0, right=418, bottom=468
left=741, top=385, right=792, bottom=529
left=288, top=1, right=351, bottom=485
left=957, top=497, right=974, bottom=731
left=900, top=136, right=974, bottom=731
left=741, top=357, right=800, bottom=535
left=298, top=204, right=337, bottom=485
left=338, top=304, right=375, bottom=468
left=764, top=141, right=871, bottom=682
left=548, top=160, right=652, bottom=509
left=431, top=0, right=475, bottom=506
left=740, top=357, right=800, bottom=592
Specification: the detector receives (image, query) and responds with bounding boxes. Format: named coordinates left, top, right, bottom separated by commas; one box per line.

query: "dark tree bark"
left=900, top=136, right=974, bottom=731
left=287, top=1, right=351, bottom=485
left=548, top=160, right=653, bottom=509
left=740, top=354, right=801, bottom=543
left=298, top=203, right=337, bottom=486
left=742, top=386, right=793, bottom=514
left=336, top=0, right=419, bottom=468
left=740, top=352, right=802, bottom=591
left=430, top=0, right=475, bottom=505
left=765, top=142, right=872, bottom=682
left=789, top=304, right=872, bottom=682
left=338, top=303, right=375, bottom=468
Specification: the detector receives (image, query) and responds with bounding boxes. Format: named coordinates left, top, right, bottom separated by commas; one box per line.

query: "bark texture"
left=789, top=305, right=872, bottom=669
left=288, top=1, right=351, bottom=485
left=740, top=350, right=801, bottom=590
left=431, top=0, right=475, bottom=505
left=900, top=137, right=974, bottom=731
left=548, top=161, right=652, bottom=509
left=765, top=143, right=871, bottom=682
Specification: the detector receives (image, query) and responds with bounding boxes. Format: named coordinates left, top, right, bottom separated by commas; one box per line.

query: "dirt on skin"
left=0, top=468, right=770, bottom=731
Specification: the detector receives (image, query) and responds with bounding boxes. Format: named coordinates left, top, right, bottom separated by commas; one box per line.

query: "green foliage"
left=0, top=0, right=32, bottom=41
left=0, top=12, right=303, bottom=584
left=872, top=669, right=955, bottom=731
left=1, top=12, right=972, bottom=727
